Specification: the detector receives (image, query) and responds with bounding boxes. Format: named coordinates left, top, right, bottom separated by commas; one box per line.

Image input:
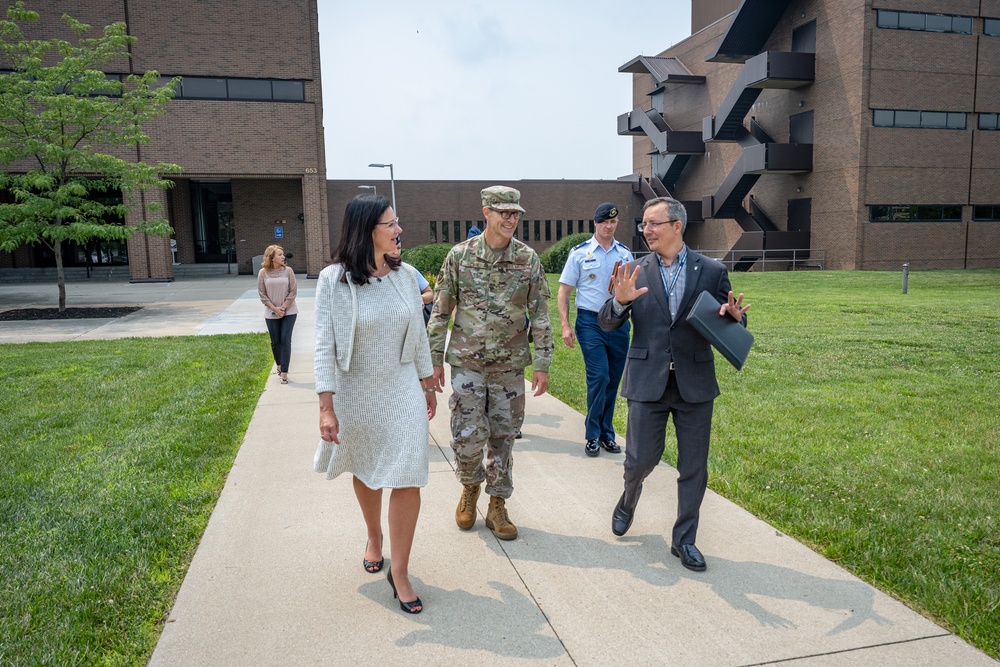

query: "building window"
left=869, top=205, right=963, bottom=222
left=985, top=18, right=1000, bottom=36
left=979, top=113, right=999, bottom=130
left=534, top=220, right=540, bottom=242
left=176, top=76, right=305, bottom=101
left=429, top=221, right=437, bottom=243
left=227, top=78, right=272, bottom=100
left=876, top=10, right=972, bottom=34
left=180, top=77, right=227, bottom=99
left=453, top=221, right=460, bottom=242
left=556, top=220, right=563, bottom=240
left=545, top=220, right=551, bottom=241
left=272, top=80, right=305, bottom=101
left=522, top=219, right=529, bottom=239
left=872, top=109, right=966, bottom=129
left=973, top=205, right=1000, bottom=220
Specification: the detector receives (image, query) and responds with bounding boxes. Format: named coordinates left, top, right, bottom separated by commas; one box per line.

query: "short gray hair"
left=642, top=196, right=687, bottom=234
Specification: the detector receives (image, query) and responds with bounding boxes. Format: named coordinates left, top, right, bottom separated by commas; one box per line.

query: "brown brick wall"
left=169, top=181, right=195, bottom=265
left=859, top=3, right=1000, bottom=269
left=327, top=181, right=644, bottom=260
left=977, top=37, right=1000, bottom=110
left=229, top=179, right=305, bottom=275
left=864, top=128, right=973, bottom=201
left=971, top=132, right=1000, bottom=202
left=967, top=222, right=1000, bottom=267
left=625, top=0, right=1000, bottom=270
left=0, top=1, right=330, bottom=278
left=124, top=187, right=174, bottom=281
left=127, top=1, right=315, bottom=79
left=691, top=0, right=740, bottom=33
left=141, top=101, right=323, bottom=176
left=632, top=0, right=868, bottom=268
left=870, top=0, right=979, bottom=13
left=12, top=1, right=127, bottom=70
left=859, top=222, right=968, bottom=269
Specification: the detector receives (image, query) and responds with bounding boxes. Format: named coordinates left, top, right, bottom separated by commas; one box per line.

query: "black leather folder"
left=685, top=290, right=754, bottom=370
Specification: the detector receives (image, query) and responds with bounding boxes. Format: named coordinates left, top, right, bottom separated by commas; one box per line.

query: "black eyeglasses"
left=637, top=219, right=677, bottom=233
left=376, top=217, right=400, bottom=228
left=489, top=208, right=521, bottom=220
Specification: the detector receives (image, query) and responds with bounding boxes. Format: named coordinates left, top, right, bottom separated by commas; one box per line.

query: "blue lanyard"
left=662, top=255, right=685, bottom=297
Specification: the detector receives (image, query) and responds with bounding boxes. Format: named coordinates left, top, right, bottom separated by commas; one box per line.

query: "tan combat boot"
left=485, top=496, right=517, bottom=540
left=455, top=483, right=481, bottom=530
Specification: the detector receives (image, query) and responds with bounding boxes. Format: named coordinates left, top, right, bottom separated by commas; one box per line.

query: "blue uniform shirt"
left=559, top=236, right=634, bottom=313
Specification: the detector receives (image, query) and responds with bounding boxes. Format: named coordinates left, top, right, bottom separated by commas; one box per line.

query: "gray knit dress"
left=313, top=263, right=433, bottom=489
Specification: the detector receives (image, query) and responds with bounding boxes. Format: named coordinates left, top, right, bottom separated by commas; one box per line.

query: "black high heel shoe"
left=386, top=569, right=423, bottom=614
left=363, top=533, right=384, bottom=573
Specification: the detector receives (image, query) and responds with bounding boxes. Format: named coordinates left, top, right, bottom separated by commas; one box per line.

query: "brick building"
left=327, top=180, right=643, bottom=256
left=619, top=0, right=1000, bottom=270
left=0, top=0, right=329, bottom=280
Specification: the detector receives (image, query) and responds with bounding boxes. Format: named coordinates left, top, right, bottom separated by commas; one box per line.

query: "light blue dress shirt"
left=559, top=236, right=634, bottom=312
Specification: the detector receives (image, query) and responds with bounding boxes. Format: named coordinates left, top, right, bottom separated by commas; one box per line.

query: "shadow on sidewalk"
left=355, top=577, right=565, bottom=658
left=496, top=527, right=894, bottom=638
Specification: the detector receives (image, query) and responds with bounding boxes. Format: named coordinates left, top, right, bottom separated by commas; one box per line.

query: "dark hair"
left=642, top=196, right=688, bottom=233
left=333, top=194, right=401, bottom=284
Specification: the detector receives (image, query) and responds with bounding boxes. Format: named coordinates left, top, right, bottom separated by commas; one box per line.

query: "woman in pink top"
left=257, top=245, right=298, bottom=384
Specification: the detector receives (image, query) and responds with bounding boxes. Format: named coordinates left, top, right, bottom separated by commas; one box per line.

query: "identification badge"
left=581, top=258, right=600, bottom=270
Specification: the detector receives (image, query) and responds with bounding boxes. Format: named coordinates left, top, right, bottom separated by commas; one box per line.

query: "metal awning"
left=618, top=56, right=705, bottom=86
left=706, top=0, right=793, bottom=63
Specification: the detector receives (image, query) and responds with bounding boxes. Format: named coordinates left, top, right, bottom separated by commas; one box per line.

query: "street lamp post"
left=368, top=162, right=395, bottom=214
left=358, top=185, right=377, bottom=197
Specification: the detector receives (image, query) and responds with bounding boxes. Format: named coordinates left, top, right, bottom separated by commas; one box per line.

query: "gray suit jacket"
left=598, top=250, right=744, bottom=404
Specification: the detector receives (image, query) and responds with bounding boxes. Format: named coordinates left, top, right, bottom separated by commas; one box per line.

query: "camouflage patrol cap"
left=481, top=185, right=526, bottom=213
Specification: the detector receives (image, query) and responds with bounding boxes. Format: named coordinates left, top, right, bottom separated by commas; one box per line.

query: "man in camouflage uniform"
left=428, top=185, right=553, bottom=541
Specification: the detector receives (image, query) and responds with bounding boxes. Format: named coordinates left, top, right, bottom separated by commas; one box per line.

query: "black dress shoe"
left=671, top=543, right=707, bottom=571
left=611, top=492, right=634, bottom=536
left=585, top=439, right=600, bottom=457
left=600, top=439, right=621, bottom=454
left=611, top=484, right=642, bottom=536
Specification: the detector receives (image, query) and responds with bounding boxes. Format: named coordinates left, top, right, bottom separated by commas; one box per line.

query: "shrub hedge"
left=539, top=232, right=591, bottom=274
left=401, top=243, right=453, bottom=278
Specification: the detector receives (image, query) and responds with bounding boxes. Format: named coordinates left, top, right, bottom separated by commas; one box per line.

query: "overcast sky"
left=317, top=1, right=692, bottom=181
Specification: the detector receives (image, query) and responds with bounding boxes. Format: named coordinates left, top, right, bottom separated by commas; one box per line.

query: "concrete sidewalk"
left=2, top=279, right=995, bottom=666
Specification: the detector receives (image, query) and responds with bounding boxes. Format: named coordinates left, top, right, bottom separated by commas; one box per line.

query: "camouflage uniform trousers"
left=449, top=366, right=525, bottom=499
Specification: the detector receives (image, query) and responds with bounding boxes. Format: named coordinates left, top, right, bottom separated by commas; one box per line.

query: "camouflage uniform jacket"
left=428, top=234, right=553, bottom=373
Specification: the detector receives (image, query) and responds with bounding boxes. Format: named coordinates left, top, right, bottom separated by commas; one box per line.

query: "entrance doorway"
left=190, top=180, right=235, bottom=263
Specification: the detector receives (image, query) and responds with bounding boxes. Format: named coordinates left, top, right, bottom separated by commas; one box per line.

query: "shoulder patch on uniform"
left=572, top=241, right=588, bottom=251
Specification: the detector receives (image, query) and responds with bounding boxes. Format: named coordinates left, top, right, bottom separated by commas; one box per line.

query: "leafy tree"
left=0, top=1, right=181, bottom=309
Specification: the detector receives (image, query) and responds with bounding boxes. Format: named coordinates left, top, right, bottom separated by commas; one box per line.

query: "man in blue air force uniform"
left=557, top=202, right=634, bottom=457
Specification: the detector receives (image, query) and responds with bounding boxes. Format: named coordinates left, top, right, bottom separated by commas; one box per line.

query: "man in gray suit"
left=598, top=196, right=749, bottom=572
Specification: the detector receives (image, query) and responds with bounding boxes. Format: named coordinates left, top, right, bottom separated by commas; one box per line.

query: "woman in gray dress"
left=314, top=194, right=437, bottom=614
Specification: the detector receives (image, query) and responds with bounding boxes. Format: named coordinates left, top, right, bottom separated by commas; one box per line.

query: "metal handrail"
left=633, top=248, right=826, bottom=271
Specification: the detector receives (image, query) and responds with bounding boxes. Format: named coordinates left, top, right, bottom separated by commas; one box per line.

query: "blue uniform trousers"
left=575, top=309, right=629, bottom=442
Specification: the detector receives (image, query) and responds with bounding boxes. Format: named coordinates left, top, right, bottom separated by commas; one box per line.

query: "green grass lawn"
left=546, top=269, right=1000, bottom=658
left=0, top=334, right=271, bottom=666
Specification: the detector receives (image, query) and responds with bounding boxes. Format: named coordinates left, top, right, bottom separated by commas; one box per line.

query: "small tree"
left=0, top=2, right=181, bottom=309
